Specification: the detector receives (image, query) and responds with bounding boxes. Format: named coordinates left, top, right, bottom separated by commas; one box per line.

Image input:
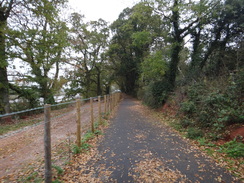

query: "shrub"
left=179, top=72, right=244, bottom=137
left=186, top=127, right=204, bottom=139
left=180, top=118, right=193, bottom=128
left=142, top=79, right=173, bottom=108
left=180, top=101, right=196, bottom=115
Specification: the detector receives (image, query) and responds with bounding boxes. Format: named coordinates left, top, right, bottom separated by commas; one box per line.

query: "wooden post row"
left=44, top=104, right=52, bottom=183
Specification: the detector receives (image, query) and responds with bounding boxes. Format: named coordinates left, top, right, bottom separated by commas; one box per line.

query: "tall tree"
left=171, top=0, right=244, bottom=83
left=66, top=13, right=109, bottom=98
left=155, top=0, right=201, bottom=88
left=7, top=0, right=68, bottom=104
left=108, top=2, right=162, bottom=95
left=0, top=0, right=14, bottom=114
left=191, top=0, right=244, bottom=76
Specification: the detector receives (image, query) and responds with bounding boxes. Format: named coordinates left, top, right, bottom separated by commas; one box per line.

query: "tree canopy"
left=0, top=0, right=243, bottom=125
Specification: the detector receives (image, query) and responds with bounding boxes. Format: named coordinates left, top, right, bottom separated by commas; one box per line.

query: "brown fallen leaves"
left=129, top=151, right=189, bottom=183
left=60, top=125, right=113, bottom=182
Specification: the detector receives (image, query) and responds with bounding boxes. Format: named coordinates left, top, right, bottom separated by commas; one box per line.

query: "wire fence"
left=0, top=92, right=122, bottom=182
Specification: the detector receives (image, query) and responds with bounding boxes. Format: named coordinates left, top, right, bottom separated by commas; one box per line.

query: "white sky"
left=68, top=0, right=140, bottom=23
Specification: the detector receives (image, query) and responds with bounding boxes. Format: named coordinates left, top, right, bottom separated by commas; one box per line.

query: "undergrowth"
left=177, top=72, right=244, bottom=140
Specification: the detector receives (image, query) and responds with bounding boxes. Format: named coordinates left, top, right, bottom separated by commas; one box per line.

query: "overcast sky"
left=68, top=0, right=140, bottom=23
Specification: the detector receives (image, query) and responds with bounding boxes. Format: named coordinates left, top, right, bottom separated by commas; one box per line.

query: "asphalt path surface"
left=92, top=97, right=238, bottom=182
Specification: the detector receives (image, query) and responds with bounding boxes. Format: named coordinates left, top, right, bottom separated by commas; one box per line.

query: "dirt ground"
left=0, top=101, right=103, bottom=179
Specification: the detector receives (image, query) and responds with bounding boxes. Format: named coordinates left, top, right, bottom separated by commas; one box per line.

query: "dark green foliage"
left=186, top=127, right=204, bottom=139
left=142, top=79, right=173, bottom=108
left=179, top=70, right=244, bottom=138
left=180, top=101, right=196, bottom=115
left=180, top=118, right=193, bottom=128
left=108, top=2, right=163, bottom=95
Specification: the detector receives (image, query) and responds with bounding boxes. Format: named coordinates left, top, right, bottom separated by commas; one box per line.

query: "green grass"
left=17, top=171, right=43, bottom=183
left=198, top=137, right=216, bottom=147
left=218, top=139, right=244, bottom=158
left=82, top=131, right=95, bottom=143
left=52, top=165, right=64, bottom=175
left=186, top=127, right=204, bottom=139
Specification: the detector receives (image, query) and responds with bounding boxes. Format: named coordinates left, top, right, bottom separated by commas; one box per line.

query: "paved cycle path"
left=64, top=97, right=239, bottom=182
left=93, top=97, right=238, bottom=182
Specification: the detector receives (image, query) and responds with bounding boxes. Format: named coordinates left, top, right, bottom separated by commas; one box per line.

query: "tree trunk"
left=0, top=21, right=10, bottom=114
left=167, top=0, right=182, bottom=89
left=43, top=88, right=55, bottom=104
left=41, top=81, right=55, bottom=104
left=0, top=1, right=14, bottom=115
left=188, top=29, right=202, bottom=79
left=168, top=42, right=182, bottom=87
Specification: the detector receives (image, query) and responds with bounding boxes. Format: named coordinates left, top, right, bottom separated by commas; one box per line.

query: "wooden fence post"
left=104, top=95, right=107, bottom=114
left=106, top=95, right=109, bottom=113
left=90, top=97, right=94, bottom=133
left=113, top=93, right=116, bottom=109
left=115, top=93, right=118, bottom=106
left=44, top=104, right=52, bottom=183
left=98, top=96, right=101, bottom=125
left=76, top=97, right=81, bottom=147
left=108, top=95, right=110, bottom=113
left=117, top=93, right=119, bottom=105
left=113, top=93, right=115, bottom=109
left=113, top=93, right=116, bottom=108
left=111, top=94, right=114, bottom=110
